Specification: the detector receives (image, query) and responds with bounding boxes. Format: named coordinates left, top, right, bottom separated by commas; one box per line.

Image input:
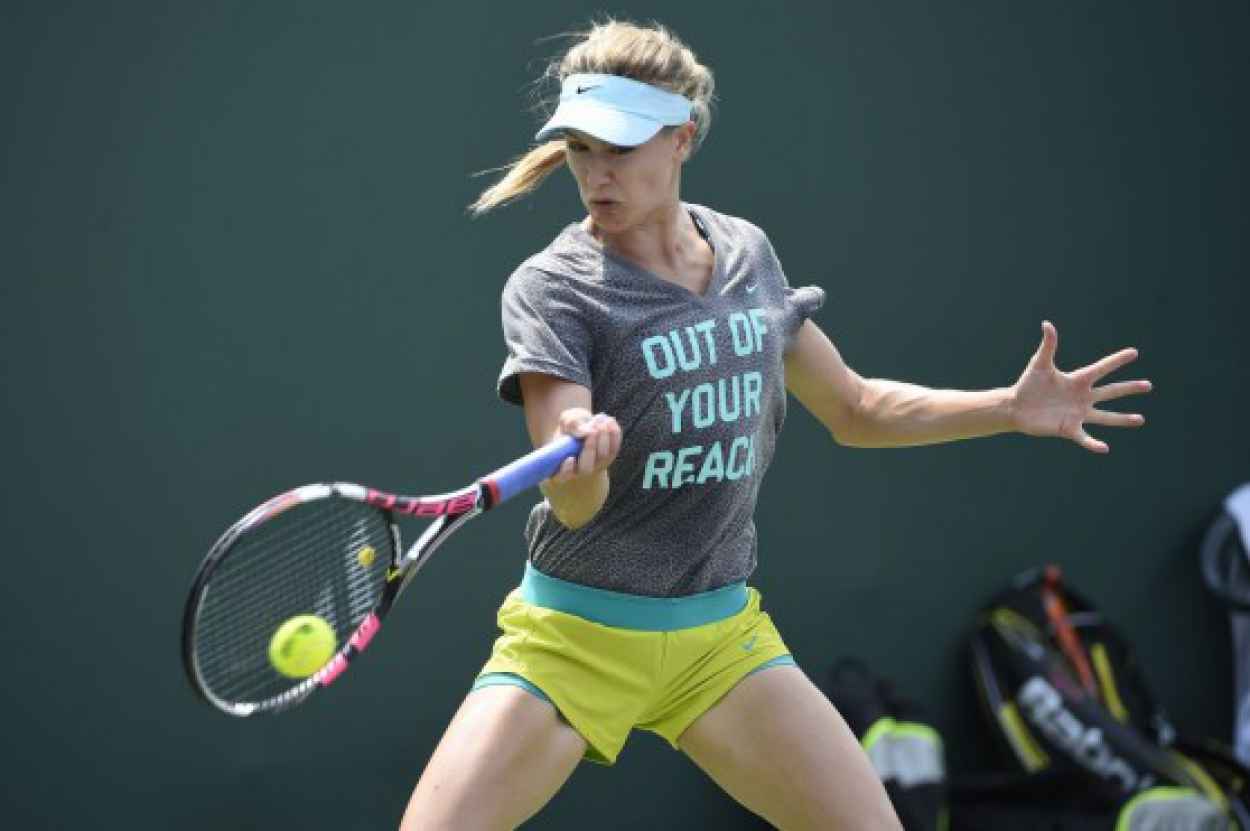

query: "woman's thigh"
left=399, top=685, right=587, bottom=831
left=677, top=665, right=901, bottom=831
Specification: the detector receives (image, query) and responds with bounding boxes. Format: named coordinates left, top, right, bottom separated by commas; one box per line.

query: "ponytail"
left=468, top=141, right=566, bottom=216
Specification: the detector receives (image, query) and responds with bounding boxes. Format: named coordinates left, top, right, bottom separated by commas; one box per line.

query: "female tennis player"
left=399, top=19, right=1151, bottom=831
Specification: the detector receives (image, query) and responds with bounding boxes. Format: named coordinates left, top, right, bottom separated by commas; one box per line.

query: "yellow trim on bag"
left=1090, top=642, right=1129, bottom=722
left=860, top=718, right=944, bottom=753
left=991, top=607, right=1043, bottom=638
left=1113, top=787, right=1219, bottom=831
left=1171, top=751, right=1229, bottom=809
left=999, top=702, right=1049, bottom=771
left=893, top=721, right=943, bottom=748
left=861, top=717, right=897, bottom=753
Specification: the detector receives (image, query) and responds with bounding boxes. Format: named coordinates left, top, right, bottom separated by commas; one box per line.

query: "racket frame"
left=182, top=434, right=582, bottom=717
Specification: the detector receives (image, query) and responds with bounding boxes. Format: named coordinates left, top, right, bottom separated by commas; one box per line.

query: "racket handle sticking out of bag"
left=181, top=434, right=583, bottom=717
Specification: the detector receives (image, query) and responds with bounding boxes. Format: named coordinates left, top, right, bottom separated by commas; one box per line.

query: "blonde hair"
left=469, top=18, right=716, bottom=216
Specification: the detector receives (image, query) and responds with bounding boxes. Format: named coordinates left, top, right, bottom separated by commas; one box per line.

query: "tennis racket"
left=181, top=434, right=583, bottom=717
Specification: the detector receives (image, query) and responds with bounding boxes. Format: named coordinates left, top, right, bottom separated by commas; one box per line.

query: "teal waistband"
left=520, top=562, right=748, bottom=631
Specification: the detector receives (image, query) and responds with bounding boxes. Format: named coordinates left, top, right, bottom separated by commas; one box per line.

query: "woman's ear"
left=675, top=121, right=697, bottom=161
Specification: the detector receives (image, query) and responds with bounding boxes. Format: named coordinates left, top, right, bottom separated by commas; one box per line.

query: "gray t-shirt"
left=497, top=202, right=825, bottom=597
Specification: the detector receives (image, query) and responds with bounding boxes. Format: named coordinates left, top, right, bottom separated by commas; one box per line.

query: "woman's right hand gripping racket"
left=181, top=435, right=582, bottom=717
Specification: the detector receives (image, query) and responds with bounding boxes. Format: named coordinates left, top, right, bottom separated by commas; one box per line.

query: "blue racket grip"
left=480, top=434, right=585, bottom=507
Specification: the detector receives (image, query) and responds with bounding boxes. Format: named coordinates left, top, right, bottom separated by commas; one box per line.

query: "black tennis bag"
left=969, top=564, right=1250, bottom=829
left=822, top=658, right=948, bottom=831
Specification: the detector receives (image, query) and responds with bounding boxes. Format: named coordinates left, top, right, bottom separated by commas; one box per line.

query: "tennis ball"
left=268, top=614, right=337, bottom=678
left=357, top=545, right=376, bottom=568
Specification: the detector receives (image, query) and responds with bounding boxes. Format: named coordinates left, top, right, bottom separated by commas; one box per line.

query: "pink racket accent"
left=248, top=491, right=303, bottom=527
left=348, top=613, right=381, bottom=650
left=366, top=488, right=478, bottom=517
left=366, top=489, right=397, bottom=510
left=318, top=613, right=382, bottom=687
left=320, top=655, right=349, bottom=686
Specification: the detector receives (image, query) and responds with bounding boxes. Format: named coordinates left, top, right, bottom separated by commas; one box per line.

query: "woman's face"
left=564, top=124, right=694, bottom=233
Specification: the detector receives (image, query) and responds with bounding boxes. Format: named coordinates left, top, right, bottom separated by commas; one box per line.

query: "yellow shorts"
left=472, top=563, right=795, bottom=765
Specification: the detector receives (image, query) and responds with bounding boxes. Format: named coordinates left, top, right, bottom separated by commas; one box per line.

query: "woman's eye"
left=565, top=141, right=630, bottom=156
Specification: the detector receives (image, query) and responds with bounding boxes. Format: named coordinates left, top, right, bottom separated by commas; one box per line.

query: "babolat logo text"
left=366, top=489, right=477, bottom=516
left=1018, top=677, right=1149, bottom=793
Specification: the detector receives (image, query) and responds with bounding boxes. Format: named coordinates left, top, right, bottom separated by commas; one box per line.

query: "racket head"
left=181, top=484, right=399, bottom=716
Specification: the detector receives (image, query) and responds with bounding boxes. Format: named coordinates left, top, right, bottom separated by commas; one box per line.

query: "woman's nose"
left=584, top=156, right=613, bottom=187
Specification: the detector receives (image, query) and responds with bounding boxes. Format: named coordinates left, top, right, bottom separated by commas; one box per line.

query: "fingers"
left=558, top=408, right=594, bottom=437
left=1075, top=429, right=1110, bottom=454
left=550, top=411, right=621, bottom=483
left=1080, top=347, right=1139, bottom=383
left=552, top=456, right=578, bottom=483
left=576, top=427, right=600, bottom=476
left=1070, top=404, right=1146, bottom=454
left=586, top=413, right=621, bottom=471
left=595, top=417, right=621, bottom=466
left=1092, top=379, right=1153, bottom=403
left=1085, top=408, right=1145, bottom=428
left=1034, top=320, right=1059, bottom=367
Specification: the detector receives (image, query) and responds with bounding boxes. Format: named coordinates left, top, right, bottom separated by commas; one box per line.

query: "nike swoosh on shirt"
left=745, top=283, right=759, bottom=293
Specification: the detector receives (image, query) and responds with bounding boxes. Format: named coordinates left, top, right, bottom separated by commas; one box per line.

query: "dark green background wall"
left=3, top=1, right=1245, bottom=827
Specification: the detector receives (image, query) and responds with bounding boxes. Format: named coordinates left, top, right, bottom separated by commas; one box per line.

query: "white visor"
left=534, top=73, right=693, bottom=147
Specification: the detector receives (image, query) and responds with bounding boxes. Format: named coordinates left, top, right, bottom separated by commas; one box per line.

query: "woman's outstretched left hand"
left=1010, top=321, right=1152, bottom=454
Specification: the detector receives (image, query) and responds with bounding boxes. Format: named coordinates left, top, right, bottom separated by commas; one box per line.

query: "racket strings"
left=193, top=498, right=393, bottom=707
left=196, top=506, right=391, bottom=703
left=199, top=517, right=379, bottom=620
left=198, top=502, right=388, bottom=657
